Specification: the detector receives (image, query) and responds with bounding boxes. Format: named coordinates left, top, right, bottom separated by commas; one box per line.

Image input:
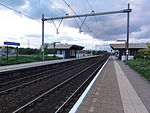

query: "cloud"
left=26, top=34, right=53, bottom=38
left=0, top=0, right=66, bottom=19
left=131, top=25, right=150, bottom=39
left=61, top=0, right=150, bottom=41
left=0, top=0, right=26, bottom=8
left=0, top=0, right=150, bottom=49
left=24, top=0, right=66, bottom=19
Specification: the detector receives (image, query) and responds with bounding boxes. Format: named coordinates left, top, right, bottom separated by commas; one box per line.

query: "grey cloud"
left=63, top=0, right=150, bottom=41
left=1, top=0, right=150, bottom=42
left=0, top=0, right=66, bottom=19
left=24, top=0, right=66, bottom=19
left=26, top=34, right=52, bottom=38
left=0, top=0, right=26, bottom=8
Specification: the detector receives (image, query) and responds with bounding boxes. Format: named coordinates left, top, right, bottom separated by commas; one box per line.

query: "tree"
left=40, top=43, right=53, bottom=55
left=19, top=48, right=40, bottom=55
left=137, top=43, right=150, bottom=59
left=146, top=42, right=150, bottom=49
left=139, top=49, right=150, bottom=56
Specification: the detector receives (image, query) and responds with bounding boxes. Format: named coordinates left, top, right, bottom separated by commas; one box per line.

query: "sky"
left=0, top=0, right=150, bottom=50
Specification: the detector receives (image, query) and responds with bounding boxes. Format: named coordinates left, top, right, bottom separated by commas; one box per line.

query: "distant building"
left=0, top=46, right=16, bottom=56
left=110, top=43, right=148, bottom=60
left=48, top=44, right=84, bottom=59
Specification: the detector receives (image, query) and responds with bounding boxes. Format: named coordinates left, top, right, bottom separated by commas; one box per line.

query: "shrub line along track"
left=0, top=55, right=109, bottom=113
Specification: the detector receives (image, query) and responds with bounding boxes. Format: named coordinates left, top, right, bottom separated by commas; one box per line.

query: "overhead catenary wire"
left=0, top=2, right=40, bottom=22
left=61, top=0, right=98, bottom=37
left=51, top=2, right=81, bottom=31
left=41, top=2, right=131, bottom=61
left=87, top=0, right=94, bottom=12
left=41, top=0, right=81, bottom=33
left=61, top=0, right=83, bottom=29
left=86, top=0, right=98, bottom=37
left=41, top=0, right=95, bottom=35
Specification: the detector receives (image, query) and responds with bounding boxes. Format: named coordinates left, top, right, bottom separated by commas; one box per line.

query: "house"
left=110, top=43, right=148, bottom=60
left=48, top=43, right=84, bottom=59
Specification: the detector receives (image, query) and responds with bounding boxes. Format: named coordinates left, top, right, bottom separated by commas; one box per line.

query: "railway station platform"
left=0, top=56, right=96, bottom=73
left=71, top=56, right=150, bottom=113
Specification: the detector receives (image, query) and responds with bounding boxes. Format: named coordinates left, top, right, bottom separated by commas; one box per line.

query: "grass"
left=126, top=59, right=150, bottom=80
left=0, top=55, right=61, bottom=66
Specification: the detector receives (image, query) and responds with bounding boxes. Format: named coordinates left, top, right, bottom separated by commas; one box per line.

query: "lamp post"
left=126, top=3, right=130, bottom=61
left=53, top=42, right=60, bottom=58
left=42, top=14, right=45, bottom=61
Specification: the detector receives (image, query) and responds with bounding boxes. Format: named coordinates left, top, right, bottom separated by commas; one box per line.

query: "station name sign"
left=4, top=42, right=20, bottom=46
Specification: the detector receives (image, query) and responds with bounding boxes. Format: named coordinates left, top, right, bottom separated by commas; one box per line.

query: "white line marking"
left=114, top=58, right=149, bottom=113
left=69, top=57, right=110, bottom=113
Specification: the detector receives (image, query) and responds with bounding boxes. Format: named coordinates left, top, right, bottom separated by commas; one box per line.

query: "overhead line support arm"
left=43, top=9, right=132, bottom=21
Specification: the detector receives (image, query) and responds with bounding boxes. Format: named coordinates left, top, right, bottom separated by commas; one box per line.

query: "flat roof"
left=110, top=43, right=148, bottom=50
left=48, top=44, right=84, bottom=50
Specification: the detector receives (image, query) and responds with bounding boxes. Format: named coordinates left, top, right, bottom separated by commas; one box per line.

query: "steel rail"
left=55, top=57, right=107, bottom=113
left=12, top=59, right=101, bottom=113
left=0, top=60, right=86, bottom=87
left=0, top=61, right=90, bottom=94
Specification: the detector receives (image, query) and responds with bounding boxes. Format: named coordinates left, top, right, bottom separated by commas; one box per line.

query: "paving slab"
left=74, top=56, right=150, bottom=113
left=117, top=60, right=150, bottom=112
left=75, top=57, right=124, bottom=113
left=114, top=58, right=148, bottom=113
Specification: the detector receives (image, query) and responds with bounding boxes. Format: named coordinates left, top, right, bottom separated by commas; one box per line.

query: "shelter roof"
left=110, top=43, right=148, bottom=50
left=48, top=44, right=84, bottom=50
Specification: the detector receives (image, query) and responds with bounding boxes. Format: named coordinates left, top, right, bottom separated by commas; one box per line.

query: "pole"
left=7, top=45, right=8, bottom=60
left=16, top=46, right=19, bottom=60
left=53, top=42, right=60, bottom=58
left=42, top=14, right=44, bottom=61
left=126, top=3, right=130, bottom=61
left=54, top=43, right=56, bottom=58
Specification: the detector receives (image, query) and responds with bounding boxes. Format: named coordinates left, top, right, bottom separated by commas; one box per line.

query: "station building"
left=48, top=44, right=84, bottom=59
left=110, top=43, right=148, bottom=60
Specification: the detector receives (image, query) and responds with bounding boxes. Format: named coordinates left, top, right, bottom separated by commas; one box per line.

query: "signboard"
left=4, top=42, right=20, bottom=46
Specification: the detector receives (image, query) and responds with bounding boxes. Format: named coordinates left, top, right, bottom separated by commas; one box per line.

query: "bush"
left=146, top=56, right=150, bottom=60
left=127, top=59, right=150, bottom=80
left=134, top=53, right=144, bottom=59
left=0, top=55, right=61, bottom=66
left=137, top=49, right=150, bottom=60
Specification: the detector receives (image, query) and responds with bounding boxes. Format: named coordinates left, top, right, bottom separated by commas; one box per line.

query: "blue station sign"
left=4, top=42, right=20, bottom=46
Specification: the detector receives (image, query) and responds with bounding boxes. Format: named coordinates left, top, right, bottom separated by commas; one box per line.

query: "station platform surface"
left=73, top=56, right=150, bottom=113
left=0, top=59, right=70, bottom=72
left=0, top=56, right=96, bottom=73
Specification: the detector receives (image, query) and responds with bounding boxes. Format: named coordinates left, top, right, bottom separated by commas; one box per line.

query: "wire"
left=86, top=0, right=98, bottom=22
left=87, top=0, right=94, bottom=11
left=0, top=2, right=40, bottom=22
left=61, top=0, right=98, bottom=38
left=86, top=0, right=99, bottom=39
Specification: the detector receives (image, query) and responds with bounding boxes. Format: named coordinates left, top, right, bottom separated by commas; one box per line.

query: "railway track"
left=0, top=57, right=93, bottom=84
left=0, top=59, right=93, bottom=92
left=0, top=55, right=109, bottom=113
